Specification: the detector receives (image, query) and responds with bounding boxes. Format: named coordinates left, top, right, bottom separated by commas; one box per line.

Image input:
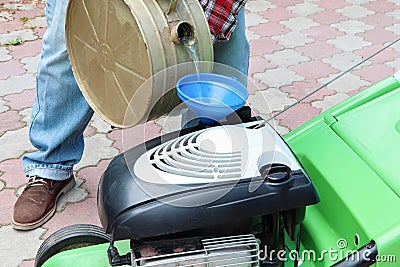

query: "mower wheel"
left=35, top=224, right=111, bottom=267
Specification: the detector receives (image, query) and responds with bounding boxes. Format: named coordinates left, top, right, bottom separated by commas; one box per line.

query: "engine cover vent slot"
left=135, top=234, right=259, bottom=267
left=150, top=131, right=242, bottom=179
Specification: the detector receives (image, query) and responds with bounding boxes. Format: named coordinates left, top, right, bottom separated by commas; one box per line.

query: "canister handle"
left=168, top=0, right=179, bottom=14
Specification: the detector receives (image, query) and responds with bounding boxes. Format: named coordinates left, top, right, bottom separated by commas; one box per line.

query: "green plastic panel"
left=285, top=75, right=400, bottom=266
left=332, top=87, right=400, bottom=197
left=42, top=240, right=130, bottom=267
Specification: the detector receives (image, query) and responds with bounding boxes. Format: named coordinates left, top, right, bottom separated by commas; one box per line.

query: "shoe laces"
left=26, top=176, right=50, bottom=190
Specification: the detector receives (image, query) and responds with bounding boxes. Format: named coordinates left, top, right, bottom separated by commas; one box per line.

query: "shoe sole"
left=11, top=178, right=76, bottom=231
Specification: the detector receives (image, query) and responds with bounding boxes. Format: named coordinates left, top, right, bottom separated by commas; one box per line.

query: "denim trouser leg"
left=213, top=8, right=250, bottom=76
left=182, top=7, right=250, bottom=128
left=22, top=0, right=93, bottom=181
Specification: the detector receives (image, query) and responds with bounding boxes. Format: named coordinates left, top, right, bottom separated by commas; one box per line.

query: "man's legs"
left=13, top=0, right=93, bottom=230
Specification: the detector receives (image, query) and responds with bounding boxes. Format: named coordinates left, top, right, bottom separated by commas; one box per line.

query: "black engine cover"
left=98, top=123, right=319, bottom=241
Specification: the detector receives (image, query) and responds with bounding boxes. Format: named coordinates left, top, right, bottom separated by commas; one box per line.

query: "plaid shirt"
left=199, top=0, right=247, bottom=44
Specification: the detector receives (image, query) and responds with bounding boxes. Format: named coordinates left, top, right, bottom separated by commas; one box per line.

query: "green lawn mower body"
left=40, top=74, right=400, bottom=267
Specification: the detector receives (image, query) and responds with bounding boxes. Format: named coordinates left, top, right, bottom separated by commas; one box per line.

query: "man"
left=12, top=0, right=249, bottom=230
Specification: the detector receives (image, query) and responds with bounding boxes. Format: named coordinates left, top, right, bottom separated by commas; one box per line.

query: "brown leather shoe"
left=12, top=175, right=76, bottom=230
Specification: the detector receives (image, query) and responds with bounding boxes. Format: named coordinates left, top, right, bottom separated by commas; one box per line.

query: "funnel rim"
left=176, top=73, right=249, bottom=108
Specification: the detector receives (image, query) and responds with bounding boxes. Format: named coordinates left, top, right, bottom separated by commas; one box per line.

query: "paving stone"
left=74, top=133, right=119, bottom=171
left=279, top=81, right=337, bottom=103
left=0, top=110, right=24, bottom=136
left=3, top=88, right=35, bottom=110
left=20, top=53, right=39, bottom=73
left=308, top=9, right=348, bottom=26
left=109, top=121, right=161, bottom=153
left=0, top=29, right=37, bottom=45
left=327, top=34, right=372, bottom=51
left=89, top=113, right=113, bottom=134
left=0, top=19, right=24, bottom=34
left=0, top=73, right=35, bottom=96
left=245, top=29, right=261, bottom=41
left=249, top=21, right=291, bottom=38
left=287, top=2, right=324, bottom=17
left=0, top=225, right=46, bottom=266
left=289, top=60, right=339, bottom=81
left=247, top=77, right=268, bottom=94
left=387, top=9, right=400, bottom=19
left=34, top=25, right=45, bottom=38
left=316, top=0, right=350, bottom=10
left=155, top=113, right=182, bottom=135
left=348, top=0, right=375, bottom=4
left=0, top=46, right=11, bottom=61
left=331, top=19, right=374, bottom=35
left=385, top=58, right=400, bottom=71
left=0, top=97, right=8, bottom=113
left=258, top=6, right=297, bottom=23
left=247, top=76, right=268, bottom=94
left=23, top=15, right=46, bottom=28
left=249, top=55, right=277, bottom=75
left=312, top=93, right=350, bottom=112
left=0, top=188, right=16, bottom=224
left=274, top=125, right=290, bottom=136
left=386, top=23, right=400, bottom=35
left=336, top=5, right=375, bottom=19
left=362, top=1, right=398, bottom=13
left=272, top=31, right=314, bottom=49
left=9, top=39, right=41, bottom=59
left=276, top=103, right=321, bottom=130
left=19, top=107, right=32, bottom=124
left=0, top=11, right=13, bottom=23
left=359, top=12, right=397, bottom=29
left=18, top=260, right=35, bottom=267
left=253, top=67, right=304, bottom=88
left=280, top=17, right=319, bottom=32
left=249, top=37, right=283, bottom=56
left=0, top=158, right=26, bottom=188
left=245, top=12, right=268, bottom=28
left=83, top=124, right=96, bottom=137
left=318, top=73, right=371, bottom=93
left=387, top=0, right=400, bottom=4
left=357, top=28, right=398, bottom=48
left=301, top=24, right=346, bottom=41
left=263, top=49, right=309, bottom=67
left=78, top=160, right=111, bottom=197
left=0, top=59, right=25, bottom=79
left=56, top=177, right=88, bottom=212
left=42, top=198, right=101, bottom=239
left=352, top=64, right=396, bottom=84
left=248, top=88, right=297, bottom=114
left=322, top=51, right=365, bottom=72
left=295, top=41, right=341, bottom=61
left=355, top=44, right=400, bottom=66
left=3, top=3, right=35, bottom=10
left=389, top=42, right=400, bottom=53
left=0, top=127, right=35, bottom=162
left=14, top=8, right=44, bottom=21
left=245, top=0, right=276, bottom=13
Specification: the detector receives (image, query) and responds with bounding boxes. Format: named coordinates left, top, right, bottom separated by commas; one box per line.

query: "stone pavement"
left=0, top=0, right=399, bottom=266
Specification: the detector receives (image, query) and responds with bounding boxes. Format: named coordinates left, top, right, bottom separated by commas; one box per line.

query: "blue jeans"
left=22, top=0, right=249, bottom=181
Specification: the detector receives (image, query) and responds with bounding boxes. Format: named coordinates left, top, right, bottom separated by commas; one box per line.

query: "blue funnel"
left=177, top=73, right=249, bottom=124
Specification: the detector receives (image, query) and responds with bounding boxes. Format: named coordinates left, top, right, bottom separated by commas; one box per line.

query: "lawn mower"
left=34, top=70, right=400, bottom=267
